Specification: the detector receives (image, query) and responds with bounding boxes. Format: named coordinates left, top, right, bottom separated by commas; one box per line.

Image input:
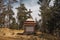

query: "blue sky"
left=12, top=0, right=40, bottom=21
left=22, top=0, right=40, bottom=21
left=11, top=0, right=54, bottom=21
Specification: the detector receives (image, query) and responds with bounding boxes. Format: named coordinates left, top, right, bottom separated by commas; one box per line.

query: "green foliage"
left=0, top=0, right=18, bottom=28
left=46, top=0, right=60, bottom=34
left=38, top=0, right=60, bottom=35
left=0, top=0, right=32, bottom=30
left=38, top=0, right=52, bottom=33
left=9, top=17, right=18, bottom=30
left=0, top=0, right=6, bottom=27
left=17, top=4, right=32, bottom=29
left=10, top=23, right=18, bottom=30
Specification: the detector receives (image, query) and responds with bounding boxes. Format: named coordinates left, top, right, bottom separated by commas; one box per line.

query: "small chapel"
left=23, top=18, right=36, bottom=34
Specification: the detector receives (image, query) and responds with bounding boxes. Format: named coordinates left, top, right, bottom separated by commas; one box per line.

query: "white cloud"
left=23, top=0, right=40, bottom=21
left=13, top=0, right=41, bottom=21
left=49, top=0, right=55, bottom=7
left=25, top=5, right=40, bottom=21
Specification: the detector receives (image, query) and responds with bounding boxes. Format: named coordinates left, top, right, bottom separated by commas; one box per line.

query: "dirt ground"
left=0, top=35, right=60, bottom=40
left=0, top=35, right=41, bottom=40
left=0, top=35, right=46, bottom=40
left=0, top=28, right=60, bottom=40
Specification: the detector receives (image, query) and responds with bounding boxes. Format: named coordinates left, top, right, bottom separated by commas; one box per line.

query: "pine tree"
left=4, top=0, right=17, bottom=28
left=6, top=0, right=17, bottom=29
left=0, top=0, right=6, bottom=27
left=38, top=0, right=52, bottom=33
left=47, top=0, right=60, bottom=35
left=9, top=17, right=18, bottom=30
left=51, top=0, right=60, bottom=36
left=38, top=0, right=60, bottom=35
left=0, top=0, right=18, bottom=29
left=16, top=4, right=32, bottom=29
